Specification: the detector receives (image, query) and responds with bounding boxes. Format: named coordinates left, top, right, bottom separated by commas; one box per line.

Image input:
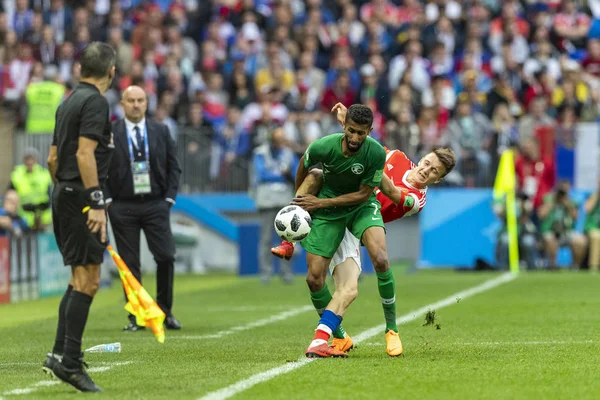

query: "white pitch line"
left=363, top=340, right=595, bottom=347
left=461, top=340, right=595, bottom=346
left=2, top=361, right=132, bottom=397
left=172, top=305, right=314, bottom=340
left=198, top=272, right=516, bottom=400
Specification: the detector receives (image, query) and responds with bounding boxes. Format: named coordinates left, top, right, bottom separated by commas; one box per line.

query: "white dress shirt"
left=106, top=117, right=175, bottom=205
left=124, top=117, right=147, bottom=153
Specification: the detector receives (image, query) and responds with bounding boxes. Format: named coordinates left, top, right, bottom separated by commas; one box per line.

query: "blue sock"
left=316, top=310, right=342, bottom=336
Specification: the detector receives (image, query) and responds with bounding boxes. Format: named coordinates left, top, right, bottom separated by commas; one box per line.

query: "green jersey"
left=304, top=133, right=385, bottom=220
left=584, top=196, right=600, bottom=233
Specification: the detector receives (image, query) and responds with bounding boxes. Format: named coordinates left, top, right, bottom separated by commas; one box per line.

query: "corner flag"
left=107, top=245, right=166, bottom=343
left=493, top=150, right=519, bottom=275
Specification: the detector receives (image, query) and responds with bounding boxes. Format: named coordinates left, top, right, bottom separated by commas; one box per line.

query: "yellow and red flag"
left=107, top=245, right=166, bottom=343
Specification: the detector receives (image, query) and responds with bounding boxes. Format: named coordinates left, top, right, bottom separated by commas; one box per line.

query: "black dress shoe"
left=164, top=315, right=182, bottom=330
left=123, top=322, right=146, bottom=332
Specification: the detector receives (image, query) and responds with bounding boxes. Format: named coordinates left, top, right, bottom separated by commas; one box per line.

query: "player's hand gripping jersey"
left=376, top=149, right=427, bottom=223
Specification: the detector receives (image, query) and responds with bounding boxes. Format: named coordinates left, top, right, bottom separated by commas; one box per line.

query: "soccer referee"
left=42, top=42, right=116, bottom=393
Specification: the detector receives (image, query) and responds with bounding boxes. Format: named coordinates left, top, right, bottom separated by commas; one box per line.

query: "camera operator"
left=538, top=181, right=587, bottom=269
left=0, top=190, right=28, bottom=238
left=494, top=191, right=538, bottom=270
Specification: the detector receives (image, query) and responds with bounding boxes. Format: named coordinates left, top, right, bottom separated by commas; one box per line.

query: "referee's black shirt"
left=52, top=82, right=114, bottom=183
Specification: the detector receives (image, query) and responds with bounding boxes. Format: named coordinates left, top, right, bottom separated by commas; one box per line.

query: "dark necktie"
left=134, top=126, right=145, bottom=157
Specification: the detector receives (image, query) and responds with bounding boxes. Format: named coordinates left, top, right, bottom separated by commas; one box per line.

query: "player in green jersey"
left=279, top=104, right=400, bottom=358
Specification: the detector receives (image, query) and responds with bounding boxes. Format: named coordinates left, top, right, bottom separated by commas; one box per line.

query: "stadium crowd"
left=2, top=0, right=600, bottom=269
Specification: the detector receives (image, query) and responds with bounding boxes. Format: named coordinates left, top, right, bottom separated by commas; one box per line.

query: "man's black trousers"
left=108, top=198, right=175, bottom=320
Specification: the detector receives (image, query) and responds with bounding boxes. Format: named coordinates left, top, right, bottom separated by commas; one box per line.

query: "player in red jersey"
left=273, top=103, right=456, bottom=356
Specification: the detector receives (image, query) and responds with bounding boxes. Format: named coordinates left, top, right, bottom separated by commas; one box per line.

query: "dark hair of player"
left=432, top=147, right=456, bottom=178
left=79, top=42, right=117, bottom=79
left=345, top=104, right=374, bottom=127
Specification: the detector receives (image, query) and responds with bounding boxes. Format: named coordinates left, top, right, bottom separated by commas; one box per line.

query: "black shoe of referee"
left=52, top=357, right=102, bottom=392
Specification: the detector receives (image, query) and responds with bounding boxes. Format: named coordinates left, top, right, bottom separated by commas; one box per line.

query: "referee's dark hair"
left=79, top=42, right=117, bottom=79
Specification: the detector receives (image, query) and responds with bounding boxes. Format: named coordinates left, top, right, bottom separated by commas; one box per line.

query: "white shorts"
left=329, top=229, right=362, bottom=275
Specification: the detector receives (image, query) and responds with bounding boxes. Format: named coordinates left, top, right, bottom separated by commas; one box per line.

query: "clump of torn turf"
left=423, top=310, right=436, bottom=326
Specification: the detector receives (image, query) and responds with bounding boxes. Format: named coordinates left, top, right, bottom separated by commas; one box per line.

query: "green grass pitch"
left=1, top=265, right=600, bottom=399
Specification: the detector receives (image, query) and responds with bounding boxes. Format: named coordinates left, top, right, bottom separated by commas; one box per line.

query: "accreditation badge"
left=132, top=161, right=151, bottom=194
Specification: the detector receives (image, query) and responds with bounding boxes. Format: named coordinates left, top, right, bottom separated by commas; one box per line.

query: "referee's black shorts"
left=52, top=181, right=107, bottom=267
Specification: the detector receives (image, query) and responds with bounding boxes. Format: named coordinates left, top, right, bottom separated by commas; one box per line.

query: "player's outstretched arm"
left=331, top=102, right=347, bottom=126
left=379, top=174, right=402, bottom=205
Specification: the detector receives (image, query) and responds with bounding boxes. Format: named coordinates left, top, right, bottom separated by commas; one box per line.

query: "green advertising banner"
left=37, top=232, right=70, bottom=298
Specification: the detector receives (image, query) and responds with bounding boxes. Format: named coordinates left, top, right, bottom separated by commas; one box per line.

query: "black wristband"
left=84, top=187, right=105, bottom=210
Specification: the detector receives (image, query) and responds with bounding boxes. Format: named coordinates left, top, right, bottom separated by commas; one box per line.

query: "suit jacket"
left=105, top=118, right=181, bottom=203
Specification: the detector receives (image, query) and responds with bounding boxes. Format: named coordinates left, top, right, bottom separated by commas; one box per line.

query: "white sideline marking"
left=172, top=306, right=314, bottom=340
left=0, top=363, right=39, bottom=366
left=198, top=272, right=516, bottom=400
left=363, top=340, right=595, bottom=346
left=206, top=305, right=306, bottom=312
left=462, top=340, right=595, bottom=346
left=2, top=361, right=131, bottom=397
left=33, top=381, right=58, bottom=387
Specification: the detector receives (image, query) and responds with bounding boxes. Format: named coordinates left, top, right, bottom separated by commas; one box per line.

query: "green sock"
left=310, top=284, right=346, bottom=339
left=376, top=269, right=398, bottom=332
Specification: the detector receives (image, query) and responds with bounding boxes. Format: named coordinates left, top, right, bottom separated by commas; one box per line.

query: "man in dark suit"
left=105, top=85, right=182, bottom=331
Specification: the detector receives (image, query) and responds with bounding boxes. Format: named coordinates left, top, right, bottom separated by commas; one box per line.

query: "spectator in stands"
left=494, top=191, right=538, bottom=270
left=553, top=0, right=590, bottom=50
left=251, top=126, right=298, bottom=285
left=10, top=0, right=34, bottom=39
left=284, top=84, right=321, bottom=156
left=443, top=96, right=492, bottom=187
left=385, top=102, right=420, bottom=161
left=9, top=148, right=52, bottom=231
left=388, top=39, right=429, bottom=92
left=36, top=24, right=58, bottom=65
left=515, top=137, right=556, bottom=212
left=24, top=65, right=65, bottom=134
left=0, top=190, right=27, bottom=237
left=490, top=103, right=518, bottom=157
left=518, top=95, right=555, bottom=144
left=43, top=0, right=71, bottom=44
left=107, top=27, right=133, bottom=77
left=181, top=102, right=214, bottom=192
left=24, top=11, right=43, bottom=46
left=538, top=181, right=587, bottom=269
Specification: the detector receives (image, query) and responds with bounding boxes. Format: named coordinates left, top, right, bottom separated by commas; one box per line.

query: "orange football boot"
left=385, top=330, right=404, bottom=356
left=332, top=334, right=354, bottom=353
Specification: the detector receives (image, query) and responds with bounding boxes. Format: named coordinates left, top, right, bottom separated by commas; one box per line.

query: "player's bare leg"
left=362, top=226, right=403, bottom=356
left=330, top=258, right=360, bottom=352
left=305, top=252, right=348, bottom=358
left=271, top=169, right=323, bottom=260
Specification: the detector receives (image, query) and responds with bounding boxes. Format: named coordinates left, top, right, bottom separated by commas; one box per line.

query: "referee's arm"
left=48, top=129, right=58, bottom=184
left=77, top=95, right=109, bottom=242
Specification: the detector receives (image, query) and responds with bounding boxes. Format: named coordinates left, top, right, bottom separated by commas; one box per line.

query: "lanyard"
left=126, top=123, right=149, bottom=163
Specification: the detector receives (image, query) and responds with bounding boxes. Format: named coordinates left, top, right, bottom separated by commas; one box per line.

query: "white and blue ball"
left=273, top=205, right=312, bottom=242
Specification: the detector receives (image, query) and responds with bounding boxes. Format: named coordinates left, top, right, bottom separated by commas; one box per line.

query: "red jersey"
left=376, top=149, right=427, bottom=223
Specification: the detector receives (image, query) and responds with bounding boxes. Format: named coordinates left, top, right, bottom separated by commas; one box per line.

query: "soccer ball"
left=274, top=205, right=312, bottom=242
